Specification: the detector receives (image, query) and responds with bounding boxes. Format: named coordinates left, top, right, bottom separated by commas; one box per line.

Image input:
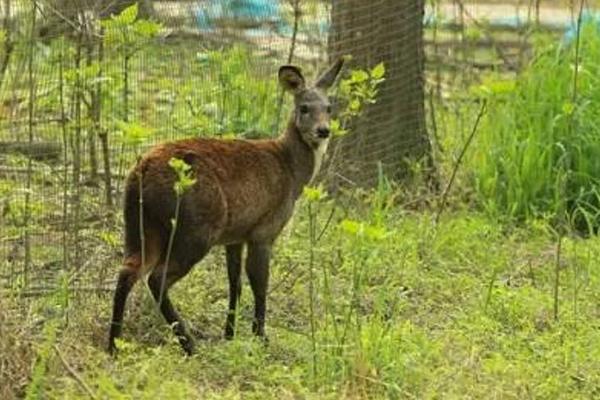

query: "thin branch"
left=138, top=157, right=146, bottom=297
left=24, top=0, right=38, bottom=287
left=285, top=0, right=301, bottom=65
left=453, top=0, right=518, bottom=70
left=553, top=235, right=562, bottom=321
left=434, top=99, right=487, bottom=225
left=0, top=0, right=14, bottom=91
left=268, top=260, right=302, bottom=294
left=428, top=89, right=444, bottom=154
left=159, top=196, right=182, bottom=307
left=53, top=345, right=98, bottom=400
left=570, top=0, right=585, bottom=108
left=59, top=34, right=70, bottom=274
left=272, top=0, right=301, bottom=135
left=307, top=201, right=318, bottom=381
left=36, top=0, right=99, bottom=37
left=316, top=203, right=336, bottom=242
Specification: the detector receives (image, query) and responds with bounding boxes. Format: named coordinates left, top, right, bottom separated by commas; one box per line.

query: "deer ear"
left=279, top=66, right=306, bottom=93
left=316, top=57, right=346, bottom=90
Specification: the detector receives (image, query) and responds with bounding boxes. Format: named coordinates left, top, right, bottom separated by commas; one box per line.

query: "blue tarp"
left=563, top=12, right=600, bottom=44
left=195, top=0, right=329, bottom=37
left=196, top=0, right=281, bottom=31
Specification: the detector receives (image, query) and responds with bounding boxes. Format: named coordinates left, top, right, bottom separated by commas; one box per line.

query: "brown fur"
left=108, top=58, right=345, bottom=355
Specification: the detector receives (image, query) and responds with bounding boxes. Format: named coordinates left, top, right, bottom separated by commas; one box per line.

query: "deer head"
left=279, top=58, right=345, bottom=149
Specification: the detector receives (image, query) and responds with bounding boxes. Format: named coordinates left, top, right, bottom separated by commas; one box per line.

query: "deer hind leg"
left=224, top=243, right=243, bottom=339
left=147, top=241, right=210, bottom=355
left=108, top=265, right=138, bottom=354
left=108, top=229, right=162, bottom=354
left=246, top=242, right=271, bottom=339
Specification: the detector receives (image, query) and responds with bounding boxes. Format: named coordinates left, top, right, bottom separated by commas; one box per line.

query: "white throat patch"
left=310, top=139, right=329, bottom=183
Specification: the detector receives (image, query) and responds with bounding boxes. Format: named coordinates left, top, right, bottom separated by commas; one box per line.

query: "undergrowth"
left=4, top=188, right=600, bottom=399
left=469, top=21, right=600, bottom=232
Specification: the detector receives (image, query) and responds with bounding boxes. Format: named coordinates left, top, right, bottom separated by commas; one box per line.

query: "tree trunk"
left=329, top=0, right=432, bottom=187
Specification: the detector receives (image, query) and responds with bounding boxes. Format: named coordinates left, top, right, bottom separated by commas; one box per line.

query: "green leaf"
left=561, top=101, right=575, bottom=116
left=303, top=186, right=326, bottom=202
left=340, top=219, right=362, bottom=236
left=99, top=231, right=119, bottom=247
left=135, top=19, right=161, bottom=38
left=340, top=218, right=387, bottom=241
left=330, top=119, right=348, bottom=137
left=349, top=98, right=361, bottom=113
left=350, top=70, right=369, bottom=83
left=117, top=121, right=153, bottom=146
left=101, top=3, right=162, bottom=51
left=371, top=62, right=385, bottom=80
left=119, top=3, right=138, bottom=25
left=169, top=157, right=197, bottom=196
left=364, top=225, right=387, bottom=241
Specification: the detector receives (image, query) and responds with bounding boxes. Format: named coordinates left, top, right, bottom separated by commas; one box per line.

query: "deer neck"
left=280, top=119, right=328, bottom=195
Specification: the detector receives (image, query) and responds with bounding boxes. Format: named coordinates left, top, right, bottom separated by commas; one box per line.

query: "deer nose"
left=317, top=127, right=330, bottom=138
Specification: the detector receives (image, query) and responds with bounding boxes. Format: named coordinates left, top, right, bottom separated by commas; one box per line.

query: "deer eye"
left=299, top=105, right=309, bottom=114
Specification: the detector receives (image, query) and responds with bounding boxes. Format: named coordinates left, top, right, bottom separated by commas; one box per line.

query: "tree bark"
left=329, top=0, right=432, bottom=187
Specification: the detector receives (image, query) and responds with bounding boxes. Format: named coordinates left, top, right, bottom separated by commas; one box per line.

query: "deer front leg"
left=224, top=243, right=243, bottom=339
left=245, top=242, right=271, bottom=338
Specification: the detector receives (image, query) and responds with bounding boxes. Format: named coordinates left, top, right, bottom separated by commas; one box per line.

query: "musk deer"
left=108, top=58, right=345, bottom=355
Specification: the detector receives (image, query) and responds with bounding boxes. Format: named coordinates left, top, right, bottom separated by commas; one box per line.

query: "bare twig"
left=316, top=203, right=336, bottom=242
left=36, top=0, right=97, bottom=37
left=85, top=36, right=99, bottom=184
left=97, top=26, right=113, bottom=207
left=0, top=0, right=14, bottom=91
left=138, top=157, right=146, bottom=291
left=272, top=0, right=301, bottom=135
left=285, top=0, right=301, bottom=65
left=72, top=19, right=84, bottom=269
left=551, top=0, right=585, bottom=324
left=53, top=345, right=98, bottom=399
left=159, top=195, right=182, bottom=307
left=553, top=235, right=562, bottom=321
left=268, top=259, right=302, bottom=294
left=434, top=100, right=487, bottom=225
left=24, top=0, right=38, bottom=287
left=307, top=201, right=318, bottom=381
left=454, top=0, right=518, bottom=71
left=59, top=35, right=70, bottom=273
left=428, top=89, right=443, bottom=154
left=570, top=0, right=585, bottom=113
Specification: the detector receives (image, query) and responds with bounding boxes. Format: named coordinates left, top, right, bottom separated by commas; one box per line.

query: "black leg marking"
left=147, top=261, right=198, bottom=355
left=245, top=242, right=271, bottom=338
left=108, top=268, right=138, bottom=354
left=224, top=243, right=243, bottom=339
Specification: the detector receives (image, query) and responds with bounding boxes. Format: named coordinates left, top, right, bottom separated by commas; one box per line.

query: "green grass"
left=4, top=192, right=600, bottom=399
left=466, top=22, right=600, bottom=231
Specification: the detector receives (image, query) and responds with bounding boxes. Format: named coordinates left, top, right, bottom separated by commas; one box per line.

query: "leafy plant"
left=117, top=120, right=153, bottom=147
left=159, top=157, right=197, bottom=305
left=169, top=157, right=197, bottom=197
left=102, top=3, right=162, bottom=125
left=331, top=61, right=385, bottom=137
left=470, top=21, right=600, bottom=232
left=24, top=320, right=58, bottom=400
left=101, top=4, right=162, bottom=57
left=190, top=45, right=281, bottom=136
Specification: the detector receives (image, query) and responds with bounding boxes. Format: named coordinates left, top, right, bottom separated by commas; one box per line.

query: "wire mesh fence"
left=0, top=0, right=587, bottom=301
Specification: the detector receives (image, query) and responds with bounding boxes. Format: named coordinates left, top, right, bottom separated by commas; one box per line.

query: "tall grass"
left=471, top=23, right=600, bottom=232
